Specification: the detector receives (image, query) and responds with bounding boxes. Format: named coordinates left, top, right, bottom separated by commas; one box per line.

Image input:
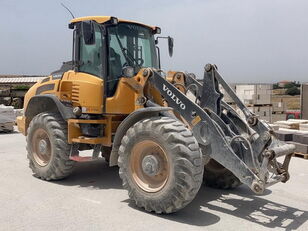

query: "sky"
left=0, top=0, right=307, bottom=83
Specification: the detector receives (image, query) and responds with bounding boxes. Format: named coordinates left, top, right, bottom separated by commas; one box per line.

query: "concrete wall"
left=234, top=84, right=272, bottom=105
left=249, top=105, right=272, bottom=122
left=302, top=84, right=308, bottom=119
left=272, top=113, right=286, bottom=123
left=236, top=105, right=272, bottom=122
left=271, top=95, right=300, bottom=111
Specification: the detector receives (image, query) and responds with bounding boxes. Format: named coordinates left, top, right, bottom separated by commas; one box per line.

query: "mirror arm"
left=156, top=36, right=169, bottom=40
left=155, top=36, right=174, bottom=58
left=156, top=46, right=161, bottom=69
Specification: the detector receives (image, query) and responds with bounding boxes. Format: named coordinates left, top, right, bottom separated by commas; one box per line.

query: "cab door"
left=60, top=21, right=105, bottom=114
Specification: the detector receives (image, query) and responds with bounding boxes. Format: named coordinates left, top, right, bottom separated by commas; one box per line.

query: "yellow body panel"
left=16, top=116, right=26, bottom=135
left=105, top=69, right=149, bottom=114
left=67, top=116, right=114, bottom=146
left=23, top=78, right=61, bottom=109
left=105, top=78, right=135, bottom=114
left=23, top=83, right=37, bottom=109
left=60, top=71, right=104, bottom=114
left=18, top=71, right=104, bottom=136
left=19, top=77, right=62, bottom=135
left=70, top=16, right=111, bottom=24
left=70, top=16, right=157, bottom=30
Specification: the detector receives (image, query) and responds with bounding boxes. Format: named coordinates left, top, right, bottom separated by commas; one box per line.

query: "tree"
left=284, top=82, right=297, bottom=89
left=286, top=86, right=300, bottom=96
left=273, top=83, right=279, bottom=89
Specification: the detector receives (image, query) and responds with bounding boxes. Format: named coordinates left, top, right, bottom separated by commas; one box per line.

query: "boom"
left=150, top=64, right=294, bottom=194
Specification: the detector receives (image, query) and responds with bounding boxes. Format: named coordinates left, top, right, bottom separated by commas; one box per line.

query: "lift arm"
left=149, top=64, right=294, bottom=194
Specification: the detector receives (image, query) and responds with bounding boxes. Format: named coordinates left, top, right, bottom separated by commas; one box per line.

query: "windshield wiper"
left=114, top=33, right=141, bottom=68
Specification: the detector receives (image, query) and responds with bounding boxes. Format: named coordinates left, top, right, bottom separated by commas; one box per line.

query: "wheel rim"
left=130, top=140, right=169, bottom=193
left=32, top=128, right=52, bottom=167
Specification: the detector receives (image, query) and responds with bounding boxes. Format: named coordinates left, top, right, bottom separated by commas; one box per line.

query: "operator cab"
left=65, top=16, right=165, bottom=97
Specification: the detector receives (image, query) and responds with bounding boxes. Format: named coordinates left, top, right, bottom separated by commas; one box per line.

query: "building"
left=278, top=80, right=292, bottom=88
left=235, top=84, right=272, bottom=105
left=301, top=83, right=308, bottom=119
left=0, top=75, right=46, bottom=108
left=0, top=75, right=45, bottom=88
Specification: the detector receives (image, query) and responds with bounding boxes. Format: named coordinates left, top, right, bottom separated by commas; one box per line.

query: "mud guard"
left=25, top=95, right=75, bottom=121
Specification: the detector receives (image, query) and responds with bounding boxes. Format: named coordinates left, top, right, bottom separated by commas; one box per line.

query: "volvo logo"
left=162, top=84, right=186, bottom=110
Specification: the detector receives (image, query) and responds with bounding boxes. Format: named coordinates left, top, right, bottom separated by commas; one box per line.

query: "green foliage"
left=284, top=82, right=296, bottom=89
left=286, top=86, right=300, bottom=96
left=295, top=81, right=301, bottom=88
left=284, top=81, right=300, bottom=89
left=13, top=85, right=30, bottom=90
left=273, top=83, right=279, bottom=89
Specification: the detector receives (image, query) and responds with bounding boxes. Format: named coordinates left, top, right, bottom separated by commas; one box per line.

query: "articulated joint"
left=251, top=180, right=265, bottom=194
left=247, top=115, right=258, bottom=126
left=205, top=64, right=213, bottom=72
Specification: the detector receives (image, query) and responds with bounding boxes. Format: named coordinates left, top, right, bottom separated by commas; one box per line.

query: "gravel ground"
left=0, top=130, right=307, bottom=231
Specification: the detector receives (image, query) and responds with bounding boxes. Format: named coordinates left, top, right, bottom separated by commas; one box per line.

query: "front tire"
left=118, top=117, right=203, bottom=213
left=26, top=112, right=75, bottom=180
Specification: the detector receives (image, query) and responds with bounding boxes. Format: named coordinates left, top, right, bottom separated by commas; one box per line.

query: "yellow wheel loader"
left=17, top=16, right=294, bottom=213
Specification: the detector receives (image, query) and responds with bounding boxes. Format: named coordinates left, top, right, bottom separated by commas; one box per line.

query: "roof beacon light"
left=110, top=17, right=118, bottom=25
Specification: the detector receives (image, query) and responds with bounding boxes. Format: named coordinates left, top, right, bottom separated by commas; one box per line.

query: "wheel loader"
left=17, top=16, right=295, bottom=213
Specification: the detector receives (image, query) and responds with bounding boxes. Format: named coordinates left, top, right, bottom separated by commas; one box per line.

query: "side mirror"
left=168, top=36, right=174, bottom=57
left=82, top=21, right=95, bottom=45
left=122, top=66, right=135, bottom=78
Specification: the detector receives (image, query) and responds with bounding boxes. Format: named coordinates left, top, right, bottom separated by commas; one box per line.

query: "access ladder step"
left=69, top=156, right=104, bottom=162
left=69, top=144, right=102, bottom=162
left=71, top=136, right=104, bottom=144
left=69, top=156, right=94, bottom=162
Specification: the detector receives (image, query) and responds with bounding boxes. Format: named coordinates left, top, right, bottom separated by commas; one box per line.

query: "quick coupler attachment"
left=254, top=141, right=295, bottom=193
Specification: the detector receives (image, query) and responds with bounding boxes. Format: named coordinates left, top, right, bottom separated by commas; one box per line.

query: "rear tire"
left=12, top=97, right=23, bottom=109
left=203, top=159, right=241, bottom=189
left=118, top=117, right=203, bottom=213
left=26, top=112, right=75, bottom=180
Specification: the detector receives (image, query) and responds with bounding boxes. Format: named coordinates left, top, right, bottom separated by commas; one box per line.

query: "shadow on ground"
left=53, top=160, right=308, bottom=229
left=53, top=159, right=122, bottom=190
left=0, top=131, right=19, bottom=136
left=151, top=186, right=308, bottom=229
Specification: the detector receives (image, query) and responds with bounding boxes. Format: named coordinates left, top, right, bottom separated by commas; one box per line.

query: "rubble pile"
left=273, top=119, right=308, bottom=158
left=0, top=105, right=15, bottom=132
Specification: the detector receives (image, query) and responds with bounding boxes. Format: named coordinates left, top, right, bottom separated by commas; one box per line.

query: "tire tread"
left=118, top=116, right=203, bottom=213
left=26, top=112, right=75, bottom=180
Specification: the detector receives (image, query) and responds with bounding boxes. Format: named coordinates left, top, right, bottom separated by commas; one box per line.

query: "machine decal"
left=35, top=83, right=55, bottom=95
left=162, top=84, right=186, bottom=110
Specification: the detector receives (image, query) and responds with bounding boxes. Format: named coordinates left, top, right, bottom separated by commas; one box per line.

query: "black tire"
left=26, top=112, right=75, bottom=180
left=118, top=117, right=203, bottom=214
left=12, top=97, right=23, bottom=109
left=203, top=159, right=241, bottom=189
left=101, top=146, right=111, bottom=162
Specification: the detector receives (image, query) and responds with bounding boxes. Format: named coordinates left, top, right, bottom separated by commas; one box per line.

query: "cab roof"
left=70, top=16, right=157, bottom=30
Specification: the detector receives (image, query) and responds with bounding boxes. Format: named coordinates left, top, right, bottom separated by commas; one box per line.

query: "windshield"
left=107, top=23, right=158, bottom=79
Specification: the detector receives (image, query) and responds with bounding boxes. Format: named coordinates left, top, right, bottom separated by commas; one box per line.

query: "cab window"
left=79, top=23, right=103, bottom=77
